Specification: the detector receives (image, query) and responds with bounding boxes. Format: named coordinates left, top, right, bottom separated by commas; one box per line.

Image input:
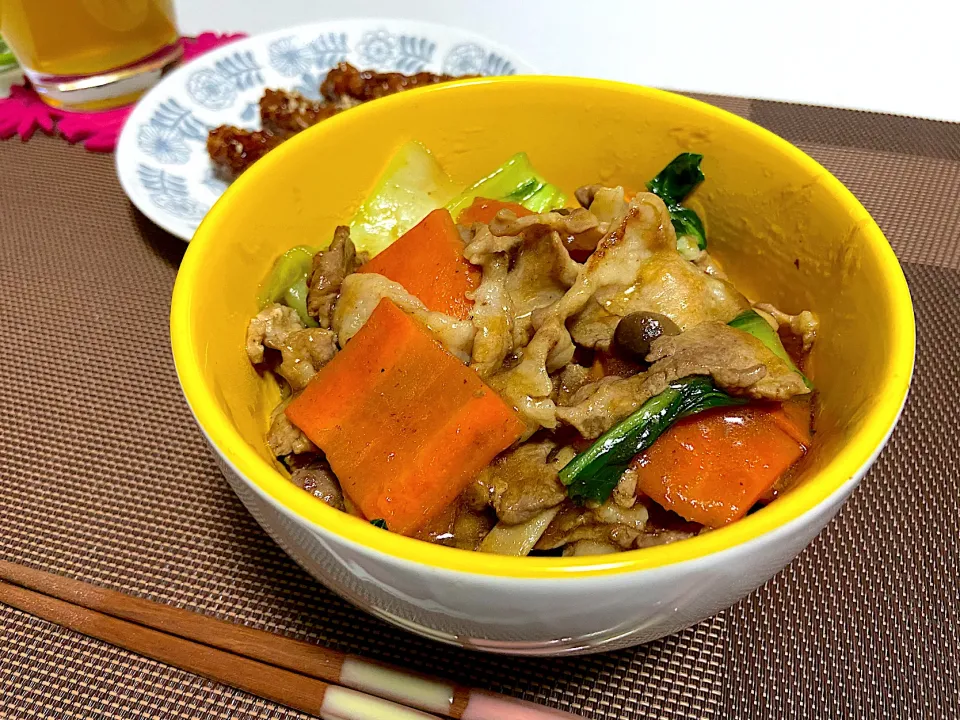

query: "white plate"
left=116, top=19, right=536, bottom=241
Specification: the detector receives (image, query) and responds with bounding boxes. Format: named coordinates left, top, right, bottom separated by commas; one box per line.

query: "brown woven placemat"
left=1, top=96, right=958, bottom=720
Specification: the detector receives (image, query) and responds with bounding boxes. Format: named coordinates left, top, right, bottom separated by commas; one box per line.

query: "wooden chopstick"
left=0, top=578, right=439, bottom=719
left=0, top=560, right=583, bottom=720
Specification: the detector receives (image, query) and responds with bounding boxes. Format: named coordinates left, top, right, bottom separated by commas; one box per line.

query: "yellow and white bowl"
left=170, top=77, right=915, bottom=655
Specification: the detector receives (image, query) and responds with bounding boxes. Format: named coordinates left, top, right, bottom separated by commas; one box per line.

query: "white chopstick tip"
left=339, top=656, right=454, bottom=715
left=320, top=685, right=442, bottom=720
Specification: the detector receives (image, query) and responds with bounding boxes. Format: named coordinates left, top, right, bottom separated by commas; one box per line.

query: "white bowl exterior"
left=202, top=426, right=874, bottom=656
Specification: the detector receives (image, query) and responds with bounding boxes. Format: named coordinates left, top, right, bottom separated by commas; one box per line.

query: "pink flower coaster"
left=0, top=32, right=246, bottom=152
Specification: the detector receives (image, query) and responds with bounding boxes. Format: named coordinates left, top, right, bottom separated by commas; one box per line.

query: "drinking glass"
left=0, top=0, right=181, bottom=110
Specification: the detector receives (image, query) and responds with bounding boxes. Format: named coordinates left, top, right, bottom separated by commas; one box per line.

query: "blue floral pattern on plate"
left=308, top=33, right=351, bottom=68
left=186, top=68, right=236, bottom=110
left=443, top=43, right=516, bottom=76
left=293, top=71, right=324, bottom=101
left=149, top=98, right=209, bottom=141
left=356, top=30, right=397, bottom=65
left=239, top=100, right=259, bottom=124
left=186, top=50, right=264, bottom=109
left=268, top=37, right=312, bottom=77
left=268, top=33, right=350, bottom=77
left=138, top=165, right=209, bottom=221
left=356, top=29, right=440, bottom=71
left=116, top=20, right=535, bottom=241
left=214, top=50, right=264, bottom=92
left=137, top=125, right=190, bottom=164
left=394, top=35, right=436, bottom=73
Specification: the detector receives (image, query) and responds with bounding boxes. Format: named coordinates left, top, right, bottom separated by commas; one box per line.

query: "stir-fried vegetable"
left=771, top=397, right=813, bottom=446
left=668, top=206, right=707, bottom=256
left=478, top=507, right=561, bottom=556
left=646, top=152, right=705, bottom=201
left=560, top=377, right=746, bottom=504
left=646, top=152, right=708, bottom=251
left=445, top=152, right=567, bottom=218
left=348, top=145, right=564, bottom=259
left=286, top=298, right=525, bottom=535
left=248, top=137, right=821, bottom=556
left=631, top=405, right=808, bottom=527
left=349, top=141, right=458, bottom=257
left=257, top=245, right=318, bottom=327
left=358, top=208, right=480, bottom=320
left=729, top=309, right=812, bottom=388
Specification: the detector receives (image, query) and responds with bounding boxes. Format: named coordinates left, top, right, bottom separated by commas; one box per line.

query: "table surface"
left=1, top=93, right=959, bottom=720
left=175, top=0, right=960, bottom=122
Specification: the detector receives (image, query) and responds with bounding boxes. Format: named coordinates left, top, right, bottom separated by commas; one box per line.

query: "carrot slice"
left=456, top=197, right=533, bottom=225
left=286, top=298, right=524, bottom=535
left=357, top=208, right=479, bottom=320
left=771, top=396, right=813, bottom=446
left=630, top=405, right=807, bottom=528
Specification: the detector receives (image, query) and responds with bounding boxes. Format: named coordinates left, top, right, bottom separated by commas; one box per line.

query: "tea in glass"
left=0, top=0, right=181, bottom=110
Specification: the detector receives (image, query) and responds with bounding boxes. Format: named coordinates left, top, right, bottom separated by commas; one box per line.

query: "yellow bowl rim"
left=170, top=75, right=915, bottom=580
